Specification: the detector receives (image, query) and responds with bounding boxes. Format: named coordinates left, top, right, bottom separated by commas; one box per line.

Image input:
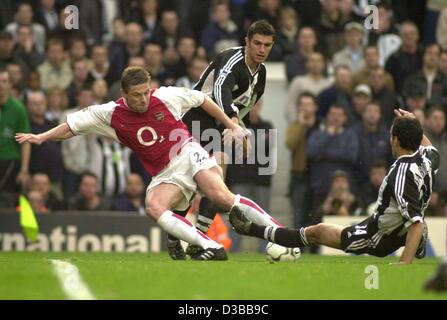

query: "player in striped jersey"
left=168, top=20, right=277, bottom=259
left=230, top=109, right=438, bottom=264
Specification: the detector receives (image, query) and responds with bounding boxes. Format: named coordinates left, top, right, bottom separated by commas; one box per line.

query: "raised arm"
left=15, top=122, right=74, bottom=145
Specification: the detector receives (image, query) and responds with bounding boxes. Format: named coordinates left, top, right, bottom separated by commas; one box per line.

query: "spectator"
left=60, top=86, right=95, bottom=198
left=0, top=31, right=28, bottom=75
left=385, top=21, right=423, bottom=94
left=424, top=106, right=447, bottom=208
left=21, top=71, right=42, bottom=103
left=45, top=86, right=68, bottom=122
left=403, top=43, right=447, bottom=109
left=168, top=35, right=198, bottom=79
left=0, top=68, right=30, bottom=196
left=284, top=26, right=318, bottom=82
left=6, top=3, right=46, bottom=53
left=175, top=58, right=208, bottom=89
left=29, top=172, right=65, bottom=211
left=349, top=84, right=372, bottom=125
left=27, top=190, right=49, bottom=214
left=68, top=172, right=111, bottom=211
left=404, top=83, right=428, bottom=112
left=152, top=10, right=192, bottom=54
left=369, top=66, right=398, bottom=127
left=332, top=22, right=365, bottom=73
left=36, top=0, right=59, bottom=35
left=109, top=22, right=144, bottom=78
left=366, top=2, right=401, bottom=65
left=6, top=63, right=26, bottom=97
left=112, top=173, right=145, bottom=215
left=286, top=92, right=321, bottom=228
left=37, top=38, right=73, bottom=91
left=138, top=0, right=159, bottom=43
left=268, top=6, right=299, bottom=61
left=352, top=45, right=394, bottom=91
left=314, top=0, right=349, bottom=59
left=79, top=0, right=105, bottom=46
left=359, top=160, right=388, bottom=213
left=352, top=102, right=391, bottom=185
left=317, top=65, right=352, bottom=118
left=200, top=1, right=240, bottom=60
left=87, top=45, right=119, bottom=86
left=307, top=104, right=359, bottom=220
left=68, top=36, right=89, bottom=63
left=89, top=135, right=131, bottom=197
left=13, top=24, right=45, bottom=72
left=287, top=52, right=333, bottom=122
left=143, top=42, right=176, bottom=87
left=66, top=58, right=90, bottom=108
left=254, top=0, right=281, bottom=30
left=91, top=79, right=108, bottom=105
left=319, top=170, right=360, bottom=216
left=26, top=91, right=63, bottom=187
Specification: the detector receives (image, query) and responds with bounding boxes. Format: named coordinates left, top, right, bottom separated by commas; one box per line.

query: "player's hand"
left=223, top=126, right=249, bottom=146
left=15, top=133, right=43, bottom=145
left=394, top=108, right=416, bottom=119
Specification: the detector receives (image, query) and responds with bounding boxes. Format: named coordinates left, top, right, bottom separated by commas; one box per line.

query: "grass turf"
left=0, top=252, right=446, bottom=300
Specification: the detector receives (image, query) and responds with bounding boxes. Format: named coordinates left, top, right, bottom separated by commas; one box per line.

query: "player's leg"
left=229, top=207, right=343, bottom=249
left=145, top=183, right=226, bottom=258
left=195, top=152, right=227, bottom=234
left=166, top=206, right=191, bottom=260
left=194, top=167, right=282, bottom=228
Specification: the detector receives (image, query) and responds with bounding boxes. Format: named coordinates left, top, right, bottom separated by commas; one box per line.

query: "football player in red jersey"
left=16, top=66, right=282, bottom=260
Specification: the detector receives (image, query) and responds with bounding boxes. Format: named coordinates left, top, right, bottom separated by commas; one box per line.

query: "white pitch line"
left=50, top=259, right=96, bottom=300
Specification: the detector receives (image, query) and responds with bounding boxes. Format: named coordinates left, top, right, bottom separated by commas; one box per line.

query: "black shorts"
left=340, top=215, right=406, bottom=257
left=182, top=108, right=226, bottom=153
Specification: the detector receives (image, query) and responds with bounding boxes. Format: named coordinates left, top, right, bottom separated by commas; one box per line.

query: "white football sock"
left=157, top=211, right=222, bottom=249
left=233, top=195, right=283, bottom=227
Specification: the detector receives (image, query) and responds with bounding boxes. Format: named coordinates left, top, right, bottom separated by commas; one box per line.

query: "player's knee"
left=208, top=190, right=232, bottom=211
left=145, top=201, right=164, bottom=221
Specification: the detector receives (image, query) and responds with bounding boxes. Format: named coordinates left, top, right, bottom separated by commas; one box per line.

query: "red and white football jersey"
left=66, top=86, right=205, bottom=176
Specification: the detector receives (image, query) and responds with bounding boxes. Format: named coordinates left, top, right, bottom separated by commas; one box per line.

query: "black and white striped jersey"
left=186, top=46, right=266, bottom=121
left=374, top=145, right=440, bottom=236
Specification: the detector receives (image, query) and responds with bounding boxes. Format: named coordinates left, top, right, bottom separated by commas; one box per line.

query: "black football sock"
left=196, top=197, right=218, bottom=233
left=249, top=223, right=309, bottom=248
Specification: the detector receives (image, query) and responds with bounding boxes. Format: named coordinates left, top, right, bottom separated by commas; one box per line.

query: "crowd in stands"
left=0, top=0, right=446, bottom=231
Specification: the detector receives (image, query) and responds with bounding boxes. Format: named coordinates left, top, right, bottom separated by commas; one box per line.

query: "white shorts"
left=146, top=142, right=218, bottom=211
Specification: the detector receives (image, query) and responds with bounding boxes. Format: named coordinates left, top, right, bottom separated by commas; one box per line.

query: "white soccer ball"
left=265, top=242, right=301, bottom=262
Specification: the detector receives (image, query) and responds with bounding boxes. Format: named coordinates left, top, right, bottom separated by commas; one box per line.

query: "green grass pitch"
left=0, top=252, right=446, bottom=300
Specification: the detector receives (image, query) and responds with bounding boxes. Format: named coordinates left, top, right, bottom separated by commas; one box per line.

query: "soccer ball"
left=265, top=242, right=301, bottom=262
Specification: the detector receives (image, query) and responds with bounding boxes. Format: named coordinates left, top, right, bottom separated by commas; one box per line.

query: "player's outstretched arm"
left=399, top=221, right=425, bottom=264
left=200, top=96, right=247, bottom=140
left=15, top=122, right=74, bottom=145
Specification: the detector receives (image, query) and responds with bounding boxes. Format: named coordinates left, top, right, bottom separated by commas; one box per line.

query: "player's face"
left=245, top=34, right=274, bottom=65
left=124, top=82, right=151, bottom=113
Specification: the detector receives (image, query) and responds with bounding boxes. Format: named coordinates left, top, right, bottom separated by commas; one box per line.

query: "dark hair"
left=247, top=19, right=276, bottom=42
left=297, top=91, right=317, bottom=105
left=80, top=171, right=98, bottom=182
left=391, top=117, right=423, bottom=151
left=120, top=66, right=151, bottom=93
left=425, top=105, right=445, bottom=118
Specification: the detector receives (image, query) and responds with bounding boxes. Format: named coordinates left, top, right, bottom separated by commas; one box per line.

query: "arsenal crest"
left=154, top=112, right=164, bottom=121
